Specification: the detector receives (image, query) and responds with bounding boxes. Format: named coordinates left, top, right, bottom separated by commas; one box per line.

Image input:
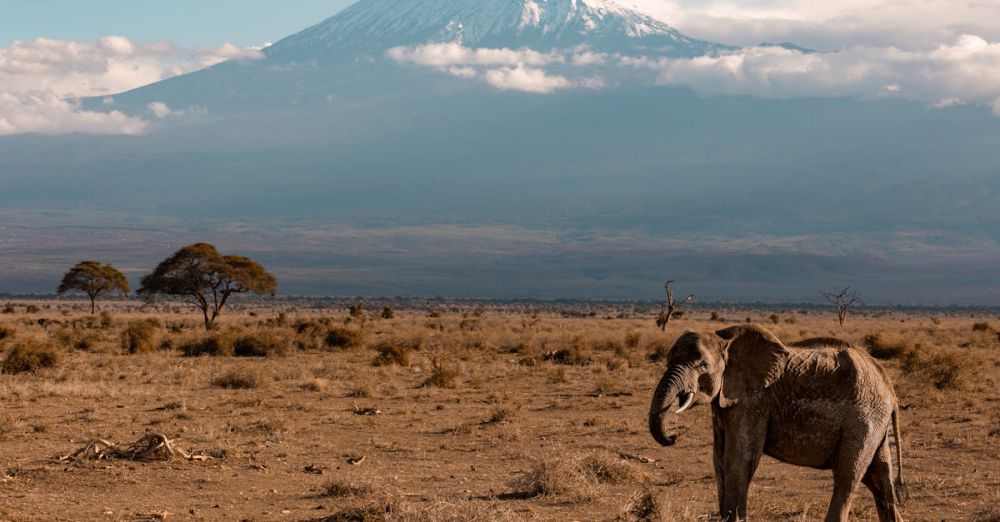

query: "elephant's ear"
left=717, top=325, right=790, bottom=408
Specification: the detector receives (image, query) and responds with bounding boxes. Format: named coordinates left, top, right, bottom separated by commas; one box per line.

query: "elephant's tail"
left=892, top=406, right=909, bottom=506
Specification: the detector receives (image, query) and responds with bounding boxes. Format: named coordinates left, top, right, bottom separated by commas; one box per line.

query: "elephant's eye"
left=699, top=361, right=709, bottom=369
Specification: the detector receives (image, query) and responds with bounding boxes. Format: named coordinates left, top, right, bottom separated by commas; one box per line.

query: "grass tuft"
left=2, top=340, right=59, bottom=374
left=212, top=368, right=265, bottom=389
left=324, top=327, right=367, bottom=350
left=120, top=319, right=160, bottom=354
left=233, top=330, right=290, bottom=357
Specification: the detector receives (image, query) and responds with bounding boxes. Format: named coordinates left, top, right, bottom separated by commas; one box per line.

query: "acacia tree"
left=656, top=280, right=695, bottom=332
left=57, top=261, right=130, bottom=314
left=138, top=243, right=277, bottom=329
left=821, top=286, right=861, bottom=326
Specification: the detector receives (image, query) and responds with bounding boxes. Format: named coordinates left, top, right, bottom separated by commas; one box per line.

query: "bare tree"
left=656, top=281, right=695, bottom=332
left=821, top=287, right=861, bottom=326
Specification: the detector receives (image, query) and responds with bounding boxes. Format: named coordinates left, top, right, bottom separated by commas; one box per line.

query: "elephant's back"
left=762, top=347, right=897, bottom=467
left=783, top=346, right=896, bottom=406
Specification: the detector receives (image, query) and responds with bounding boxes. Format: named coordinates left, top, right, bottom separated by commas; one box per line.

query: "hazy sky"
left=0, top=0, right=355, bottom=48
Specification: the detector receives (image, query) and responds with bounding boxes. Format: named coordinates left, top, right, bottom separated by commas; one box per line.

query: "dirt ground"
left=0, top=301, right=997, bottom=521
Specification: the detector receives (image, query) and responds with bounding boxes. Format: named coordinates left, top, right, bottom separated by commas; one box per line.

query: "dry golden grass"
left=0, top=301, right=996, bottom=521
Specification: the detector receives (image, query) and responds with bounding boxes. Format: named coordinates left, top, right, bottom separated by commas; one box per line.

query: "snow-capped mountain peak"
left=266, top=0, right=725, bottom=58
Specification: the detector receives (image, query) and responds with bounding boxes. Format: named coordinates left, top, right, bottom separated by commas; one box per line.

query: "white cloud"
left=388, top=44, right=608, bottom=94
left=0, top=36, right=262, bottom=135
left=147, top=101, right=177, bottom=119
left=386, top=42, right=561, bottom=67
left=623, top=35, right=1000, bottom=110
left=0, top=91, right=147, bottom=136
left=627, top=0, right=1000, bottom=52
left=482, top=67, right=572, bottom=94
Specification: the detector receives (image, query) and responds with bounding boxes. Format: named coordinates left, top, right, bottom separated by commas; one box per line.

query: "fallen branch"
left=57, top=433, right=209, bottom=463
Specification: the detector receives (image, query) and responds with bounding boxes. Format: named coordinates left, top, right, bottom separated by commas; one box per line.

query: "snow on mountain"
left=266, top=0, right=727, bottom=59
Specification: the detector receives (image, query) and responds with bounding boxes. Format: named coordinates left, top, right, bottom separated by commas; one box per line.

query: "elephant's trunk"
left=649, top=367, right=682, bottom=447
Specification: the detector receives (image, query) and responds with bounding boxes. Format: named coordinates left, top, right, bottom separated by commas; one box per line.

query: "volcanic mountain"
left=1, top=0, right=999, bottom=302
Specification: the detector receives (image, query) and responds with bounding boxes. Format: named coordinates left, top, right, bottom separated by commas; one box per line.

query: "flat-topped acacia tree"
left=138, top=243, right=277, bottom=329
left=57, top=261, right=131, bottom=314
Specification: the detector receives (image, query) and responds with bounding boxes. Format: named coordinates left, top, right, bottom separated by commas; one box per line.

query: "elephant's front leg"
left=713, top=417, right=726, bottom=516
left=721, top=417, right=767, bottom=521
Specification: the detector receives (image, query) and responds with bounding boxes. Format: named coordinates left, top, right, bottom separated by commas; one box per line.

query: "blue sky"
left=1, top=0, right=356, bottom=47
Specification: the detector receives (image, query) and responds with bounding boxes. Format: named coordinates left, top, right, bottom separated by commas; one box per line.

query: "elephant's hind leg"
left=862, top=438, right=903, bottom=522
left=825, top=432, right=882, bottom=522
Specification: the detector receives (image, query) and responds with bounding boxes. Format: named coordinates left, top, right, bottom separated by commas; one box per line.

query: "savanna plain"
left=0, top=300, right=997, bottom=521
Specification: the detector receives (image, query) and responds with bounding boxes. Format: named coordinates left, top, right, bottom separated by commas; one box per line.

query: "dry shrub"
left=233, top=330, right=290, bottom=357
left=347, top=385, right=372, bottom=398
left=483, top=406, right=517, bottom=425
left=2, top=340, right=59, bottom=374
left=372, top=340, right=413, bottom=367
left=624, top=332, right=642, bottom=350
left=618, top=490, right=667, bottom=522
left=181, top=334, right=234, bottom=357
left=302, top=378, right=329, bottom=392
left=544, top=338, right=591, bottom=365
left=25, top=305, right=40, bottom=314
left=120, top=319, right=159, bottom=354
left=315, top=494, right=400, bottom=522
left=902, top=349, right=967, bottom=390
left=324, top=327, right=366, bottom=349
left=769, top=313, right=781, bottom=324
left=863, top=333, right=910, bottom=360
left=211, top=368, right=265, bottom=389
left=323, top=479, right=374, bottom=498
left=423, top=356, right=458, bottom=388
left=973, top=507, right=1000, bottom=522
left=99, top=310, right=114, bottom=329
left=0, top=326, right=15, bottom=342
left=647, top=338, right=671, bottom=363
left=972, top=322, right=991, bottom=332
left=511, top=456, right=597, bottom=501
left=579, top=453, right=649, bottom=484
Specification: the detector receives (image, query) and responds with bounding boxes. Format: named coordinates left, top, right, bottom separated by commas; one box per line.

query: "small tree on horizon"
left=138, top=243, right=277, bottom=329
left=656, top=280, right=695, bottom=332
left=821, top=286, right=861, bottom=326
left=57, top=261, right=130, bottom=314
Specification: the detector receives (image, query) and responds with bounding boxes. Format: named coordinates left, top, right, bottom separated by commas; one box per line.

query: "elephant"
left=647, top=324, right=905, bottom=522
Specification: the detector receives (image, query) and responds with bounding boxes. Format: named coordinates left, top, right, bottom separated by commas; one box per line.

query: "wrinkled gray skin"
left=648, top=324, right=905, bottom=522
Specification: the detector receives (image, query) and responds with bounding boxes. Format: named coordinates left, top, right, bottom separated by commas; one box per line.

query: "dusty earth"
left=0, top=301, right=997, bottom=521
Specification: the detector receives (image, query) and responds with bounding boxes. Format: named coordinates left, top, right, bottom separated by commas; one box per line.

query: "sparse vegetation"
left=120, top=319, right=160, bottom=354
left=233, top=330, right=290, bottom=357
left=211, top=368, right=265, bottom=389
left=324, top=327, right=366, bottom=349
left=372, top=339, right=413, bottom=366
left=2, top=340, right=59, bottom=374
left=423, top=356, right=459, bottom=388
left=180, top=334, right=235, bottom=357
left=863, top=333, right=910, bottom=360
left=902, top=349, right=967, bottom=390
left=323, top=479, right=374, bottom=498
left=0, top=303, right=994, bottom=520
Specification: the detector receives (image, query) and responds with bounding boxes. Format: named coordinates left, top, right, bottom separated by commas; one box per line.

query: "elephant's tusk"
left=675, top=391, right=695, bottom=413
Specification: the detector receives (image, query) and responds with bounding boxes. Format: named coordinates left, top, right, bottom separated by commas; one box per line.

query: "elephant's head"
left=648, top=324, right=790, bottom=447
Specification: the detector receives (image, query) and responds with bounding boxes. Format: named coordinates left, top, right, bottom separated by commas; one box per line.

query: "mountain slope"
left=4, top=0, right=1000, bottom=302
